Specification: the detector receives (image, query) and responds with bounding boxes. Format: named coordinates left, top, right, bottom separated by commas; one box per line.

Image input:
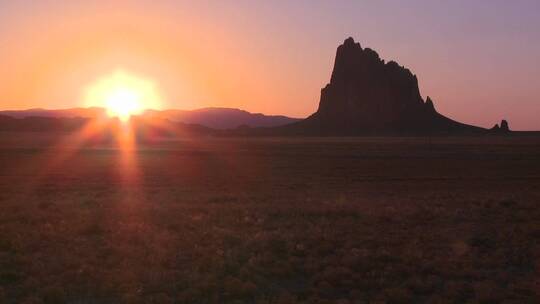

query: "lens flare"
left=84, top=70, right=162, bottom=121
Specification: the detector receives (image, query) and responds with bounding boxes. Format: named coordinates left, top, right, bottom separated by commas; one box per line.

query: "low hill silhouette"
left=0, top=115, right=216, bottom=138
left=0, top=107, right=300, bottom=130
left=0, top=107, right=106, bottom=119
left=0, top=115, right=87, bottom=131
left=144, top=108, right=300, bottom=129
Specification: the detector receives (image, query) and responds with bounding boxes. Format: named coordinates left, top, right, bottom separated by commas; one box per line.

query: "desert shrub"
left=406, top=275, right=441, bottom=295
left=120, top=293, right=143, bottom=304
left=0, top=271, right=20, bottom=285
left=41, top=286, right=66, bottom=304
left=0, top=239, right=14, bottom=253
left=383, top=286, right=413, bottom=304
left=443, top=281, right=474, bottom=302
left=20, top=296, right=44, bottom=304
left=222, top=275, right=255, bottom=300
left=474, top=280, right=503, bottom=303
left=0, top=287, right=5, bottom=303
left=150, top=293, right=173, bottom=304
left=498, top=198, right=518, bottom=208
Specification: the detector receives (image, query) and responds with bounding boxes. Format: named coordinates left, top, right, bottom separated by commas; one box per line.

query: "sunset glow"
left=0, top=1, right=539, bottom=129
left=84, top=70, right=161, bottom=121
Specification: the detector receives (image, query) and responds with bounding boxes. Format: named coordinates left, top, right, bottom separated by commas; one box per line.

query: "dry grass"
left=0, top=133, right=539, bottom=303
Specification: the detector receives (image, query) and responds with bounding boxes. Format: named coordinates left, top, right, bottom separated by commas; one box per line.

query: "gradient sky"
left=1, top=1, right=539, bottom=130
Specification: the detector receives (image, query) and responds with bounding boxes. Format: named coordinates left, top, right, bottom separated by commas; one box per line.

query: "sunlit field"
left=1, top=133, right=539, bottom=303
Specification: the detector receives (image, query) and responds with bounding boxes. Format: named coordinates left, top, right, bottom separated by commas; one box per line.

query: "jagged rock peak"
left=425, top=96, right=436, bottom=112
left=500, top=120, right=510, bottom=132
left=343, top=37, right=359, bottom=47
left=490, top=120, right=510, bottom=133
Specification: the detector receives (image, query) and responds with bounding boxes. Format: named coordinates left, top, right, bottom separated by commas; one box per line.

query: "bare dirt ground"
left=1, top=132, right=539, bottom=303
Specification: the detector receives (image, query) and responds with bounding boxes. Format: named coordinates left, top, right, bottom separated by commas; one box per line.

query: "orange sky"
left=1, top=1, right=539, bottom=130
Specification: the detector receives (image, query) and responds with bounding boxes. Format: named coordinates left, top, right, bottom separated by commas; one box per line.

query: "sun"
left=84, top=70, right=162, bottom=121
left=103, top=87, right=143, bottom=121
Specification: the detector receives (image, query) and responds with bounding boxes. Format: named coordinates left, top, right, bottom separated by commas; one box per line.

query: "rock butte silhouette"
left=271, top=37, right=509, bottom=135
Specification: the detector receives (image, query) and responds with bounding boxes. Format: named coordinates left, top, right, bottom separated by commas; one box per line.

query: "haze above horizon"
left=1, top=1, right=539, bottom=130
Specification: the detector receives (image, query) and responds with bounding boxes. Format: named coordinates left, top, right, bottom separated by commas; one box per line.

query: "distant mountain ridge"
left=144, top=108, right=301, bottom=129
left=0, top=114, right=216, bottom=139
left=0, top=107, right=106, bottom=119
left=0, top=107, right=301, bottom=129
left=0, top=114, right=88, bottom=132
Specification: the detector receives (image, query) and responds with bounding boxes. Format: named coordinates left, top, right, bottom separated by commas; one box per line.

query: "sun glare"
left=84, top=70, right=162, bottom=121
